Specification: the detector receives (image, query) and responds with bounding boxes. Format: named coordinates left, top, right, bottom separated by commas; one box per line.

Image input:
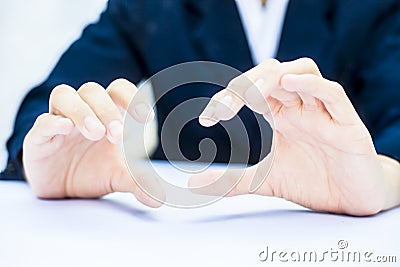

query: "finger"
left=245, top=58, right=322, bottom=84
left=111, top=164, right=165, bottom=208
left=243, top=58, right=321, bottom=111
left=106, top=78, right=155, bottom=123
left=78, top=82, right=124, bottom=144
left=229, top=58, right=282, bottom=115
left=200, top=58, right=323, bottom=126
left=27, top=114, right=74, bottom=145
left=50, top=84, right=106, bottom=140
left=270, top=90, right=302, bottom=107
left=188, top=163, right=273, bottom=197
left=23, top=114, right=74, bottom=159
left=281, top=74, right=360, bottom=124
left=280, top=57, right=322, bottom=76
left=199, top=89, right=244, bottom=127
left=262, top=96, right=281, bottom=126
left=199, top=59, right=279, bottom=127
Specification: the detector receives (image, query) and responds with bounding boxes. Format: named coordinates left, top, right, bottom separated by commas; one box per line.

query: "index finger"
left=106, top=78, right=155, bottom=123
left=199, top=58, right=322, bottom=126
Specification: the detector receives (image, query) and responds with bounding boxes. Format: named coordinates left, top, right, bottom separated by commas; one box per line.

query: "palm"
left=23, top=79, right=162, bottom=207
left=193, top=60, right=389, bottom=215
left=257, top=101, right=385, bottom=214
left=24, top=128, right=125, bottom=198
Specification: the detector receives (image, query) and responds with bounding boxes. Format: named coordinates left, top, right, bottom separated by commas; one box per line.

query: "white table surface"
left=0, top=161, right=399, bottom=267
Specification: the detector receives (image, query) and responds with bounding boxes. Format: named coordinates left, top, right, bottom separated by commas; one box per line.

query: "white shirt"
left=235, top=0, right=290, bottom=65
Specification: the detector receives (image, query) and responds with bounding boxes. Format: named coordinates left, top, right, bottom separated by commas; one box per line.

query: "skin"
left=191, top=58, right=400, bottom=216
left=22, top=58, right=400, bottom=216
left=23, top=79, right=164, bottom=208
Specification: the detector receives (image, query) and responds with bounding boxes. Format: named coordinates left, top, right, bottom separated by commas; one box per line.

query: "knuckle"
left=50, top=84, right=74, bottom=101
left=35, top=113, right=49, bottom=125
left=299, top=57, right=320, bottom=73
left=260, top=58, right=280, bottom=69
left=230, top=72, right=254, bottom=87
left=111, top=78, right=131, bottom=86
left=69, top=105, right=86, bottom=116
left=261, top=58, right=280, bottom=67
left=78, top=82, right=103, bottom=96
left=330, top=81, right=346, bottom=101
left=299, top=57, right=315, bottom=65
left=330, top=81, right=344, bottom=91
left=107, top=78, right=135, bottom=93
left=212, top=90, right=226, bottom=101
left=227, top=75, right=252, bottom=98
left=260, top=59, right=281, bottom=77
left=49, top=85, right=76, bottom=114
left=97, top=106, right=120, bottom=119
left=227, top=76, right=241, bottom=89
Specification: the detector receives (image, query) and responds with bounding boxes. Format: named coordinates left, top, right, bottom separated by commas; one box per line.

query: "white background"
left=0, top=0, right=108, bottom=170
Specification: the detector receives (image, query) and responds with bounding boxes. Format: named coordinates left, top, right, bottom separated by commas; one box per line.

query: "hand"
left=23, top=79, right=164, bottom=207
left=190, top=58, right=400, bottom=216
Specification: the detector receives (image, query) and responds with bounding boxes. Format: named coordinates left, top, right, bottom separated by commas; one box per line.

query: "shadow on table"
left=97, top=198, right=158, bottom=222
left=192, top=208, right=381, bottom=223
left=85, top=197, right=395, bottom=223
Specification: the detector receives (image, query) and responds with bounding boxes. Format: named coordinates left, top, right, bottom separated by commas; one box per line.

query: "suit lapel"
left=184, top=0, right=335, bottom=76
left=276, top=0, right=335, bottom=74
left=184, top=0, right=254, bottom=73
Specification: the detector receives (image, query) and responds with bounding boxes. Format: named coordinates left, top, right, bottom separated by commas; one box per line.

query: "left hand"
left=189, top=58, right=391, bottom=216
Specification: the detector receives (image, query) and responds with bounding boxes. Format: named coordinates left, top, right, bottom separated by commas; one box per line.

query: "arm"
left=355, top=4, right=400, bottom=211
left=357, top=2, right=400, bottom=162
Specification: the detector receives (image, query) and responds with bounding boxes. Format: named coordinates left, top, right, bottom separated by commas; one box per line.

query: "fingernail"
left=245, top=79, right=265, bottom=104
left=84, top=116, right=103, bottom=133
left=108, top=120, right=123, bottom=139
left=135, top=103, right=154, bottom=120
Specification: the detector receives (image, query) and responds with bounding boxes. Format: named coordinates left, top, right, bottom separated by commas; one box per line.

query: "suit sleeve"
left=1, top=0, right=146, bottom=180
left=358, top=4, right=400, bottom=162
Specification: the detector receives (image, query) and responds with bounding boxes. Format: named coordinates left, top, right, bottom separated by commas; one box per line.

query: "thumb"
left=188, top=162, right=273, bottom=197
left=23, top=114, right=74, bottom=160
left=111, top=165, right=166, bottom=208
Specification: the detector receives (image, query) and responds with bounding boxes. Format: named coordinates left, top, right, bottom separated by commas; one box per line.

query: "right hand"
left=23, top=79, right=164, bottom=208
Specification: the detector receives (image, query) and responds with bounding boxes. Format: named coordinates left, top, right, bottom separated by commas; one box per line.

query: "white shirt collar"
left=235, top=0, right=290, bottom=64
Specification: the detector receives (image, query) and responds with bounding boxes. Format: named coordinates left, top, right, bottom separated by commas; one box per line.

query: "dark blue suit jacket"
left=2, top=0, right=400, bottom=180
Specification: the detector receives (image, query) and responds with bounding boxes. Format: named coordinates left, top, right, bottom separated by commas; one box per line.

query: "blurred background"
left=0, top=0, right=108, bottom=170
